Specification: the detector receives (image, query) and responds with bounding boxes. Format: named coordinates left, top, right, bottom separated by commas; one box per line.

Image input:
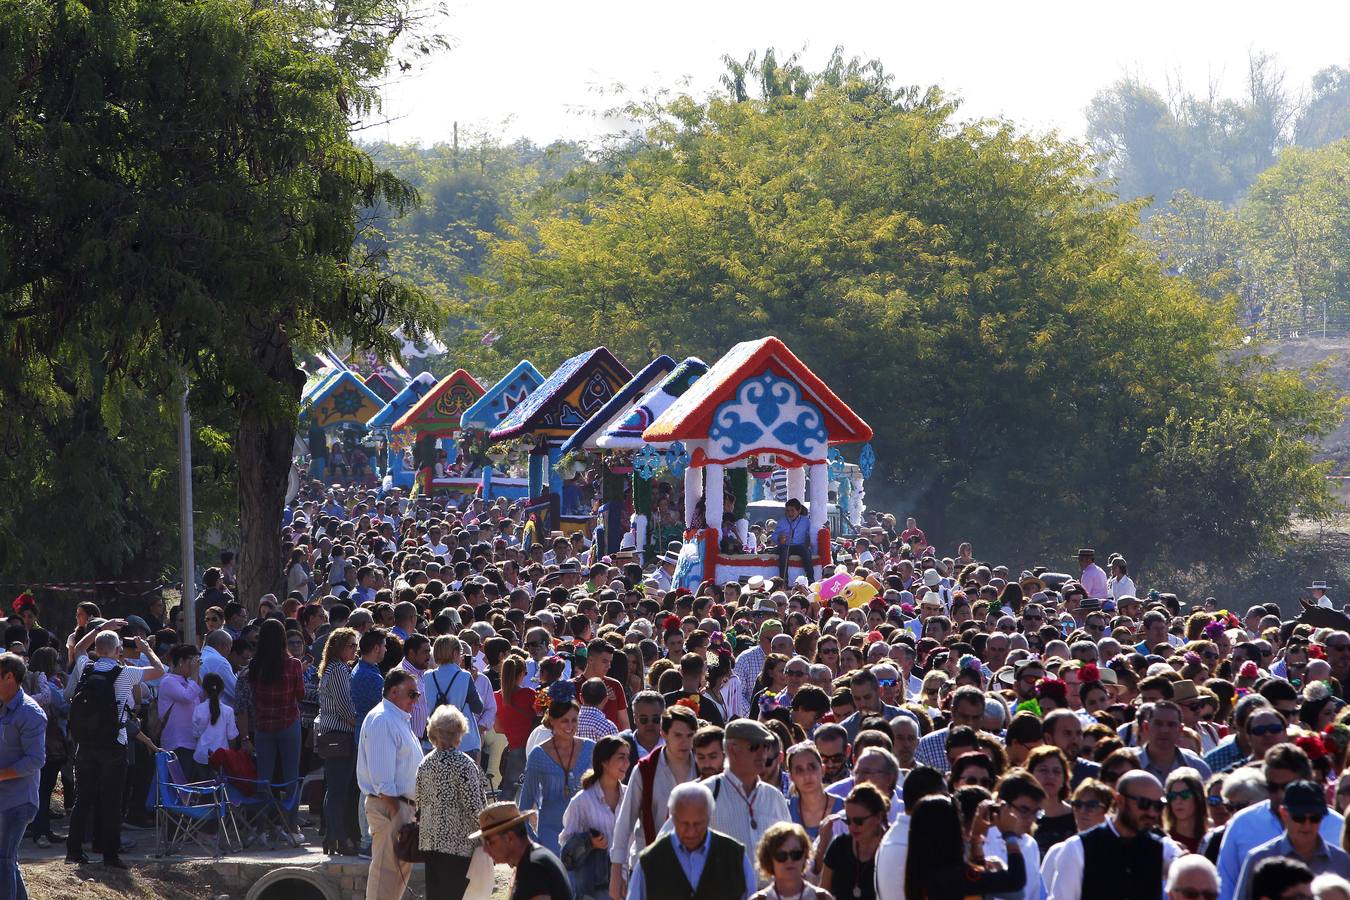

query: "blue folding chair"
left=152, top=751, right=229, bottom=858
left=220, top=770, right=304, bottom=850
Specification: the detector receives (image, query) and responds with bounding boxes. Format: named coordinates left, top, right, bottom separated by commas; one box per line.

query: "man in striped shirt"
left=733, top=619, right=782, bottom=707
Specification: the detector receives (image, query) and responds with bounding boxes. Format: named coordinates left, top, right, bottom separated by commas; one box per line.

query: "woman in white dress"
left=559, top=735, right=630, bottom=900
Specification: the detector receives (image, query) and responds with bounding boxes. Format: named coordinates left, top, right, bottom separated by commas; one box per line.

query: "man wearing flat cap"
left=474, top=801, right=570, bottom=900
left=699, top=719, right=790, bottom=883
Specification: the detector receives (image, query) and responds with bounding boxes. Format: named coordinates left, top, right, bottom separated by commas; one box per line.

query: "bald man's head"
left=1114, top=770, right=1164, bottom=837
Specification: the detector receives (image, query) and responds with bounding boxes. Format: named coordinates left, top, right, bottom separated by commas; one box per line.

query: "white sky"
left=366, top=1, right=1350, bottom=148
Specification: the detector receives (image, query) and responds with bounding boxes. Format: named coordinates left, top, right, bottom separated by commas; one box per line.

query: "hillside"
left=1266, top=336, right=1350, bottom=472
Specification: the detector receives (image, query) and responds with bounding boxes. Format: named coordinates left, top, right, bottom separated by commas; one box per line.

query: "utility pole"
left=178, top=372, right=197, bottom=645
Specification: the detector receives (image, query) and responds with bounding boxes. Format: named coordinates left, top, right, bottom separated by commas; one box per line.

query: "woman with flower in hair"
left=518, top=679, right=595, bottom=854
left=1301, top=681, right=1344, bottom=732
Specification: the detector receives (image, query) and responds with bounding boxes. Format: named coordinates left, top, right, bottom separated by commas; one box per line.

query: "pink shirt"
left=1080, top=563, right=1110, bottom=599
left=157, top=673, right=205, bottom=752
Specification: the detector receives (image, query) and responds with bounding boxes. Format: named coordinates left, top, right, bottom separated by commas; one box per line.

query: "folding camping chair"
left=220, top=769, right=304, bottom=850
left=152, top=751, right=230, bottom=858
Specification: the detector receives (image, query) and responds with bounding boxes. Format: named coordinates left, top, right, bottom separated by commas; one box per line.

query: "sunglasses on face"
left=877, top=679, right=896, bottom=688
left=845, top=814, right=877, bottom=826
left=820, top=752, right=846, bottom=764
left=1167, top=789, right=1195, bottom=802
left=773, top=848, right=806, bottom=863
left=820, top=647, right=839, bottom=655
left=635, top=715, right=661, bottom=725
left=1249, top=723, right=1285, bottom=737
left=1288, top=811, right=1325, bottom=825
left=1123, top=794, right=1165, bottom=812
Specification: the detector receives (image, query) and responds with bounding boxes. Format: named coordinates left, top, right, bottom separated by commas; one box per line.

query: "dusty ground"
left=22, top=859, right=222, bottom=899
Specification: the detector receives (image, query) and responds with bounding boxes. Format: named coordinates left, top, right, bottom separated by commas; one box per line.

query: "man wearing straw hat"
left=473, top=800, right=570, bottom=900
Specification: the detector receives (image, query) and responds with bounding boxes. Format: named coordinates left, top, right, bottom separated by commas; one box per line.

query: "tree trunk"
left=236, top=324, right=303, bottom=616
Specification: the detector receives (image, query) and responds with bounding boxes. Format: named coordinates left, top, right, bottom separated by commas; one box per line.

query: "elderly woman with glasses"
left=754, top=822, right=834, bottom=900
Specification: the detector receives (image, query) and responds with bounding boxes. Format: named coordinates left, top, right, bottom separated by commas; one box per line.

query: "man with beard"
left=1046, top=770, right=1182, bottom=900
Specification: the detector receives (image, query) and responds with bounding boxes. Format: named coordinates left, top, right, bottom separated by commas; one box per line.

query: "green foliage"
left=0, top=0, right=441, bottom=585
left=1148, top=142, right=1350, bottom=335
left=452, top=54, right=1338, bottom=571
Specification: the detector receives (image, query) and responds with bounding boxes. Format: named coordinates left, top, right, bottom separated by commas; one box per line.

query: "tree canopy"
left=0, top=0, right=441, bottom=601
left=448, top=53, right=1339, bottom=571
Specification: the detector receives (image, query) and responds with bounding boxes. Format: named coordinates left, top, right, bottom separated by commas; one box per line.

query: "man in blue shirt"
left=350, top=628, right=388, bottom=747
left=0, top=652, right=46, bottom=899
left=1232, top=781, right=1350, bottom=900
left=1217, top=744, right=1344, bottom=900
left=769, top=498, right=814, bottom=582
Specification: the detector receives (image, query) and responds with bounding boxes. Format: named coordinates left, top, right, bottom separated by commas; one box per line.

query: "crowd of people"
left=0, top=478, right=1348, bottom=900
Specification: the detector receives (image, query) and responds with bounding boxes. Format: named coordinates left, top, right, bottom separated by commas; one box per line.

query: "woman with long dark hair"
left=560, top=734, right=630, bottom=899
left=902, top=795, right=1025, bottom=900
left=820, top=784, right=888, bottom=900
left=243, top=618, right=306, bottom=843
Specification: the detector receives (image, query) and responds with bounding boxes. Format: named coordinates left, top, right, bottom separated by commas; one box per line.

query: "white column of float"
left=704, top=463, right=725, bottom=536
left=786, top=465, right=807, bottom=503
left=684, top=465, right=702, bottom=529
left=808, top=462, right=829, bottom=532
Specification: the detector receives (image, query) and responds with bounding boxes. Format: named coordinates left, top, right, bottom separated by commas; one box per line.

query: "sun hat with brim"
left=468, top=801, right=538, bottom=841
left=1170, top=679, right=1200, bottom=705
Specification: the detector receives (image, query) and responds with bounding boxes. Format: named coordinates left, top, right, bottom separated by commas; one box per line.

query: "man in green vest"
left=624, top=781, right=755, bottom=900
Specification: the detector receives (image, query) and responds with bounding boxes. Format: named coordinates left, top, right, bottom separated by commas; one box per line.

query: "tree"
left=0, top=0, right=443, bottom=609
left=1296, top=64, right=1350, bottom=148
left=1085, top=53, right=1298, bottom=210
left=459, top=56, right=1337, bottom=571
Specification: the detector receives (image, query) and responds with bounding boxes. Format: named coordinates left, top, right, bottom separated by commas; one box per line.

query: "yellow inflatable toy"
left=840, top=580, right=879, bottom=610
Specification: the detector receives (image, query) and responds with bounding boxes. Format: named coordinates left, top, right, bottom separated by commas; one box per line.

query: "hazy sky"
left=367, top=1, right=1350, bottom=148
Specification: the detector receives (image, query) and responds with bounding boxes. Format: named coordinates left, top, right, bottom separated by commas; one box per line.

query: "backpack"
left=68, top=663, right=124, bottom=748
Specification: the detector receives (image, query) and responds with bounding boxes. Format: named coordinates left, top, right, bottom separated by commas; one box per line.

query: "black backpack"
left=68, top=663, right=124, bottom=748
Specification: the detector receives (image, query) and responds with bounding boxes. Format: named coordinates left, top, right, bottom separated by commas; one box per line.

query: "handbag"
left=314, top=728, right=352, bottom=759
left=393, top=819, right=423, bottom=863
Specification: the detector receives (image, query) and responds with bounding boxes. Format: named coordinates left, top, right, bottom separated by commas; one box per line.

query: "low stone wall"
left=137, top=856, right=428, bottom=900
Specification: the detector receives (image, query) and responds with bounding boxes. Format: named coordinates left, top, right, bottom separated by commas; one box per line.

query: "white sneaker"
left=287, top=830, right=306, bottom=845
left=36, top=835, right=50, bottom=848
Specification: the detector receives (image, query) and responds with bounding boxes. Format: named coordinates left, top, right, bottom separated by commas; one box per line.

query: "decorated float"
left=300, top=369, right=385, bottom=430
left=366, top=372, right=437, bottom=488
left=556, top=355, right=678, bottom=556
left=558, top=356, right=711, bottom=561
left=458, top=360, right=546, bottom=502
left=390, top=369, right=485, bottom=497
left=489, top=348, right=631, bottom=538
left=642, top=337, right=872, bottom=588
